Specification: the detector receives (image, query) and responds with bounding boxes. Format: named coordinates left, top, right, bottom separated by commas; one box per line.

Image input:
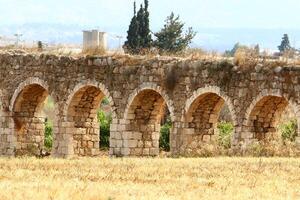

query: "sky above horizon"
left=1, top=0, right=300, bottom=51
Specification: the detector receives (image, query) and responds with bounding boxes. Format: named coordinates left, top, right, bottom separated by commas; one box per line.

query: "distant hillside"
left=1, top=23, right=300, bottom=52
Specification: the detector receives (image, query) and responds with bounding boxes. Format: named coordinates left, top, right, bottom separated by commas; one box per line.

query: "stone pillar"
left=109, top=119, right=123, bottom=156
left=170, top=121, right=181, bottom=156
left=52, top=121, right=74, bottom=158
left=0, top=112, right=16, bottom=156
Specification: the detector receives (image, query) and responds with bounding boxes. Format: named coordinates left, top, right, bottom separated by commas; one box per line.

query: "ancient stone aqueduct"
left=0, top=53, right=300, bottom=157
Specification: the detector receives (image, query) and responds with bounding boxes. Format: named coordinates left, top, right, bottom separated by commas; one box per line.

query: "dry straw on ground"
left=0, top=157, right=299, bottom=200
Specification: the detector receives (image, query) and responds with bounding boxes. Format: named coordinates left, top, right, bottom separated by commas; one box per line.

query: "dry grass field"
left=0, top=157, right=299, bottom=200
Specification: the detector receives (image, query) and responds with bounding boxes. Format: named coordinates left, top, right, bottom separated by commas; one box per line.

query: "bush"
left=101, top=97, right=110, bottom=106
left=97, top=110, right=112, bottom=149
left=217, top=121, right=234, bottom=149
left=44, top=120, right=53, bottom=150
left=245, top=140, right=300, bottom=157
left=234, top=47, right=259, bottom=69
left=279, top=119, right=297, bottom=142
left=159, top=117, right=171, bottom=151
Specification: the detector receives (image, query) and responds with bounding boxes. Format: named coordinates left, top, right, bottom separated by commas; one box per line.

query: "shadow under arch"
left=181, top=86, right=237, bottom=153
left=10, top=77, right=58, bottom=156
left=62, top=81, right=116, bottom=157
left=244, top=91, right=300, bottom=141
left=121, top=83, right=175, bottom=156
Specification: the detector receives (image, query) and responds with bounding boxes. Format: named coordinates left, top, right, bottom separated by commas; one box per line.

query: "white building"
left=82, top=30, right=107, bottom=51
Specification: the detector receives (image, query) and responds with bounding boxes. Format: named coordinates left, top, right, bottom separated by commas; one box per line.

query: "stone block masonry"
left=0, top=53, right=299, bottom=157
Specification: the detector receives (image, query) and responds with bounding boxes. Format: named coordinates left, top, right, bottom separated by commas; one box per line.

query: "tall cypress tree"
left=124, top=0, right=152, bottom=54
left=142, top=0, right=152, bottom=48
left=278, top=34, right=291, bottom=53
left=136, top=4, right=145, bottom=48
left=124, top=2, right=139, bottom=53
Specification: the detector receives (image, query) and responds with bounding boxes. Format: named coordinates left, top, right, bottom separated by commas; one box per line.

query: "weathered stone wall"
left=0, top=53, right=300, bottom=157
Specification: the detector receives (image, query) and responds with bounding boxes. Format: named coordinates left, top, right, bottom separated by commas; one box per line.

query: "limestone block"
left=119, top=119, right=130, bottom=125
left=121, top=148, right=130, bottom=156
left=149, top=148, right=159, bottom=156
left=122, top=132, right=132, bottom=140
left=202, top=135, right=211, bottom=143
left=109, top=148, right=114, bottom=155
left=241, top=131, right=253, bottom=139
left=144, top=141, right=152, bottom=148
left=137, top=141, right=144, bottom=148
left=126, top=114, right=135, bottom=120
left=133, top=132, right=142, bottom=140
left=124, top=140, right=138, bottom=148
left=79, top=148, right=85, bottom=155
left=295, top=137, right=300, bottom=146
left=116, top=140, right=123, bottom=148
left=151, top=132, right=160, bottom=140
left=142, top=148, right=150, bottom=155
left=115, top=132, right=122, bottom=140
left=87, top=141, right=94, bottom=148
left=184, top=128, right=195, bottom=135
left=91, top=148, right=99, bottom=156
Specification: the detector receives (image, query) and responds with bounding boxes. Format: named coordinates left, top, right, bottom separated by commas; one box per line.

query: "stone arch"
left=181, top=86, right=237, bottom=151
left=123, top=83, right=175, bottom=122
left=10, top=77, right=49, bottom=112
left=121, top=83, right=175, bottom=156
left=63, top=81, right=116, bottom=156
left=244, top=90, right=300, bottom=141
left=9, top=77, right=57, bottom=156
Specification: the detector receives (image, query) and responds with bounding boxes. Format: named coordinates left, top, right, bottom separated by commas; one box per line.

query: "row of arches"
left=1, top=77, right=300, bottom=157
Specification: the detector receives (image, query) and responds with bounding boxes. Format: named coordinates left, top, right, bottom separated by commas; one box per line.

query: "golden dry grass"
left=0, top=157, right=299, bottom=200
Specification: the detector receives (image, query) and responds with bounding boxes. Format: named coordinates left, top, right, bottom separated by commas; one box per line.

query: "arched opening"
left=12, top=84, right=54, bottom=156
left=247, top=95, right=297, bottom=141
left=183, top=92, right=234, bottom=153
left=124, top=89, right=171, bottom=156
left=66, top=85, right=112, bottom=156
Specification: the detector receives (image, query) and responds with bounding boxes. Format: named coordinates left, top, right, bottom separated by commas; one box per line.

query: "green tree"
left=141, top=0, right=152, bottom=48
left=97, top=110, right=112, bottom=149
left=217, top=121, right=234, bottom=149
left=279, top=119, right=297, bottom=142
left=278, top=34, right=291, bottom=53
left=254, top=44, right=260, bottom=56
left=154, top=12, right=196, bottom=54
left=124, top=2, right=140, bottom=54
left=159, top=116, right=171, bottom=151
left=124, top=0, right=152, bottom=54
left=224, top=42, right=248, bottom=57
left=136, top=4, right=145, bottom=48
left=37, top=41, right=43, bottom=51
left=44, top=120, right=53, bottom=150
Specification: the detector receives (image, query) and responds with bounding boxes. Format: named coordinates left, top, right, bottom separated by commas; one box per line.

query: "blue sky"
left=1, top=0, right=300, bottom=51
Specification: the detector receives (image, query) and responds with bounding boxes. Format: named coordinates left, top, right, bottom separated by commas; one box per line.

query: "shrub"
left=44, top=120, right=53, bottom=150
left=101, top=97, right=110, bottom=106
left=245, top=140, right=300, bottom=157
left=217, top=121, right=234, bottom=149
left=97, top=110, right=112, bottom=149
left=37, top=41, right=43, bottom=51
left=279, top=119, right=297, bottom=142
left=159, top=117, right=171, bottom=151
left=234, top=47, right=259, bottom=69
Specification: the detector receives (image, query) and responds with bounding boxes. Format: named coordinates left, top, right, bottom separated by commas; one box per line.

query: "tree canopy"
left=153, top=12, right=196, bottom=54
left=124, top=0, right=152, bottom=54
left=278, top=34, right=291, bottom=53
